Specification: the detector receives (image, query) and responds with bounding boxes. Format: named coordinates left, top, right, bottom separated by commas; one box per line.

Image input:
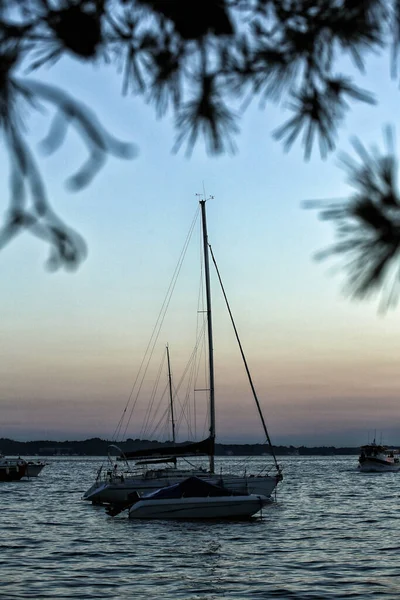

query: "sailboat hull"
left=83, top=471, right=280, bottom=504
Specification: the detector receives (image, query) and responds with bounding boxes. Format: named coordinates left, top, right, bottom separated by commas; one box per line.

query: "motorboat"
left=26, top=460, right=47, bottom=477
left=0, top=455, right=28, bottom=481
left=106, top=476, right=271, bottom=520
left=358, top=441, right=400, bottom=472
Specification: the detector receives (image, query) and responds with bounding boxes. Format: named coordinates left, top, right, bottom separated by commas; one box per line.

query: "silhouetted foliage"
left=0, top=0, right=399, bottom=282
left=307, top=127, right=400, bottom=312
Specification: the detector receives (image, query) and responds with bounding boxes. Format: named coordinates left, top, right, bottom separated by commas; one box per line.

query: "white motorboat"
left=106, top=476, right=271, bottom=520
left=26, top=461, right=47, bottom=477
left=358, top=442, right=400, bottom=472
left=129, top=494, right=267, bottom=520
left=83, top=198, right=282, bottom=506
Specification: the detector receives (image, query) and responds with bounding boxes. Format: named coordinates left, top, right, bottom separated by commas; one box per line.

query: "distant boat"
left=358, top=441, right=400, bottom=472
left=107, top=476, right=271, bottom=520
left=83, top=198, right=282, bottom=505
left=0, top=455, right=27, bottom=481
left=26, top=460, right=47, bottom=477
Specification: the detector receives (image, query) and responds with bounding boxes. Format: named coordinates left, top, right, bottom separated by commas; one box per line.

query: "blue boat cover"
left=144, top=476, right=243, bottom=500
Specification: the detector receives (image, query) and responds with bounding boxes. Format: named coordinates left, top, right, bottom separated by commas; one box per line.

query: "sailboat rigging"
left=82, top=197, right=282, bottom=505
left=166, top=344, right=176, bottom=446
left=208, top=243, right=281, bottom=475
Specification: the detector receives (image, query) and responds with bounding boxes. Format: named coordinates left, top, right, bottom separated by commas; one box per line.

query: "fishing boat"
left=127, top=477, right=270, bottom=520
left=83, top=198, right=282, bottom=505
left=358, top=441, right=400, bottom=472
left=0, top=455, right=28, bottom=481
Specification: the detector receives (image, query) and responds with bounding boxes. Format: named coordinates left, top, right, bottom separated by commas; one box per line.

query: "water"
left=2, top=455, right=400, bottom=599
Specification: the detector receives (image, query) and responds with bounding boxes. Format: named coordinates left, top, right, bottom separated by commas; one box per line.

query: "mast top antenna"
left=195, top=193, right=214, bottom=202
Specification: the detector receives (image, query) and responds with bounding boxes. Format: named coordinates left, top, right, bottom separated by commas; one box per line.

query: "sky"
left=1, top=44, right=400, bottom=447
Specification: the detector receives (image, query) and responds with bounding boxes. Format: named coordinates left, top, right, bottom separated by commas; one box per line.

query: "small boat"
left=0, top=455, right=28, bottom=481
left=107, top=476, right=270, bottom=520
left=26, top=460, right=47, bottom=477
left=358, top=441, right=400, bottom=472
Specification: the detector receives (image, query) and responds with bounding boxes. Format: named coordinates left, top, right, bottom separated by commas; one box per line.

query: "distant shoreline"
left=0, top=437, right=375, bottom=456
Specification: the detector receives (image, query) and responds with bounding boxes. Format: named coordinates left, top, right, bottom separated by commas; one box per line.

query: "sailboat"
left=83, top=199, right=282, bottom=505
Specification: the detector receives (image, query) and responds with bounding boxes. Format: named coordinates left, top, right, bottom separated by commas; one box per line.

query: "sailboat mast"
left=166, top=344, right=176, bottom=444
left=200, top=200, right=216, bottom=474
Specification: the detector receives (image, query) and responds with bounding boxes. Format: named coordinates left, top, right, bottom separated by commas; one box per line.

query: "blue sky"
left=1, top=49, right=400, bottom=446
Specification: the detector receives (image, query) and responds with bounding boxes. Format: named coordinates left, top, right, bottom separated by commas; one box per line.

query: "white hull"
left=26, top=462, right=46, bottom=477
left=128, top=494, right=270, bottom=519
left=359, top=461, right=400, bottom=473
left=83, top=471, right=279, bottom=504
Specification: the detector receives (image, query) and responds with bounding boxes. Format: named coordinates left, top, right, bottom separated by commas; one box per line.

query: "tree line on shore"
left=0, top=437, right=366, bottom=456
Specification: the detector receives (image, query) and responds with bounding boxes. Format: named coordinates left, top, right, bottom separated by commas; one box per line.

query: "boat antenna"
left=197, top=193, right=216, bottom=474
left=208, top=244, right=281, bottom=476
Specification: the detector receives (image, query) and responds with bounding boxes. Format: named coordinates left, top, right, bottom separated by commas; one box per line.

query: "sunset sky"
left=1, top=50, right=400, bottom=447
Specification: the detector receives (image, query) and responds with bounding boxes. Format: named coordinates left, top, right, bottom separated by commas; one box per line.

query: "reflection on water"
left=2, top=456, right=400, bottom=598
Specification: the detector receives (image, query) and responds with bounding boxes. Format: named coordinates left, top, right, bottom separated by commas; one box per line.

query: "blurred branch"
left=0, top=45, right=136, bottom=268
left=305, top=127, right=400, bottom=312
left=0, top=0, right=400, bottom=276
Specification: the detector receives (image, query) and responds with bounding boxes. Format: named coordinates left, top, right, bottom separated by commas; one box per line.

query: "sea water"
left=1, top=455, right=400, bottom=599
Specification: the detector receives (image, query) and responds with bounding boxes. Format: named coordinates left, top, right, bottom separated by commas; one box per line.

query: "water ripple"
left=2, top=456, right=400, bottom=598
